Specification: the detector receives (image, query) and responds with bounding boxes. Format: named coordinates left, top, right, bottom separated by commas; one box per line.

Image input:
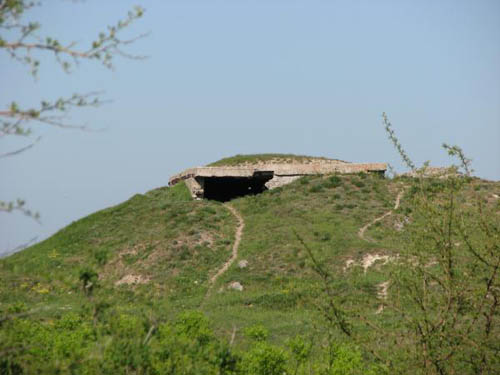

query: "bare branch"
left=0, top=92, right=106, bottom=138
left=0, top=136, right=40, bottom=158
left=0, top=4, right=147, bottom=75
left=382, top=112, right=416, bottom=171
left=0, top=199, right=40, bottom=222
left=442, top=143, right=473, bottom=176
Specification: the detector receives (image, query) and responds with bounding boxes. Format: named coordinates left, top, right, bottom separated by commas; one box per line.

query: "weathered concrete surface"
left=184, top=177, right=204, bottom=199
left=402, top=166, right=458, bottom=178
left=169, top=167, right=266, bottom=186
left=169, top=161, right=387, bottom=199
left=265, top=175, right=302, bottom=189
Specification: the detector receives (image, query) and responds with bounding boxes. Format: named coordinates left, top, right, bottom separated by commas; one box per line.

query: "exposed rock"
left=228, top=281, right=243, bottom=291
left=115, top=274, right=149, bottom=286
left=377, top=281, right=390, bottom=299
left=362, top=254, right=392, bottom=273
left=343, top=259, right=355, bottom=272
left=375, top=281, right=390, bottom=314
left=344, top=253, right=396, bottom=273
left=402, top=166, right=459, bottom=178
left=394, top=216, right=410, bottom=231
left=238, top=260, right=249, bottom=269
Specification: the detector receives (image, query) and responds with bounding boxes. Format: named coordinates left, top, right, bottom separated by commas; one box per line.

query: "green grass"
left=0, top=182, right=236, bottom=315
left=1, top=171, right=499, bottom=373
left=207, top=153, right=343, bottom=166
left=1, top=174, right=394, bottom=340
left=200, top=173, right=398, bottom=341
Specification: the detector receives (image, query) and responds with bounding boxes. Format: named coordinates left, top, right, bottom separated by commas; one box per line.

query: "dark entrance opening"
left=203, top=172, right=274, bottom=202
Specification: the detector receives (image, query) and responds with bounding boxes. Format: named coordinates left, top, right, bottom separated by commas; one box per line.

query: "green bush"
left=325, top=344, right=386, bottom=375
left=327, top=175, right=342, bottom=188
left=78, top=267, right=98, bottom=295
left=309, top=184, right=324, bottom=193
left=299, top=176, right=311, bottom=185
left=352, top=179, right=365, bottom=188
left=175, top=310, right=214, bottom=345
left=244, top=325, right=269, bottom=342
left=242, top=342, right=287, bottom=375
left=94, top=247, right=109, bottom=265
left=287, top=335, right=312, bottom=373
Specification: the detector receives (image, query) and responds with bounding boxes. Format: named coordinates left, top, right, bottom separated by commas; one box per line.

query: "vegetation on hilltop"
left=207, top=153, right=345, bottom=166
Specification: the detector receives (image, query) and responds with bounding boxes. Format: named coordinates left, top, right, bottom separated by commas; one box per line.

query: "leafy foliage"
left=296, top=115, right=500, bottom=374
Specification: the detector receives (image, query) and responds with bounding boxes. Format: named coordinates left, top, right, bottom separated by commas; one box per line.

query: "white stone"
left=228, top=281, right=243, bottom=291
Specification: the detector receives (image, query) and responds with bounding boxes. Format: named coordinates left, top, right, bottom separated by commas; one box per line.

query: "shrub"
left=179, top=245, right=190, bottom=260
left=269, top=187, right=282, bottom=195
left=242, top=342, right=287, bottom=375
left=327, top=344, right=386, bottom=375
left=352, top=179, right=365, bottom=188
left=175, top=310, right=213, bottom=345
left=94, top=247, right=109, bottom=265
left=244, top=325, right=269, bottom=342
left=327, top=175, right=342, bottom=188
left=299, top=176, right=310, bottom=185
left=309, top=184, right=324, bottom=193
left=287, top=336, right=312, bottom=372
left=78, top=267, right=98, bottom=295
left=321, top=233, right=331, bottom=241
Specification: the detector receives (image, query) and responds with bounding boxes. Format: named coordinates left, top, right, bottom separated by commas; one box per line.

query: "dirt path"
left=358, top=189, right=404, bottom=242
left=204, top=203, right=244, bottom=300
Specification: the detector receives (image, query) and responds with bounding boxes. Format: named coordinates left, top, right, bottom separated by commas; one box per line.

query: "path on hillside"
left=204, top=203, right=244, bottom=300
left=358, top=189, right=404, bottom=242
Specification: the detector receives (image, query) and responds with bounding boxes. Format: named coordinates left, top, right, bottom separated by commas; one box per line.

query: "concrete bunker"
left=168, top=161, right=387, bottom=201
left=202, top=171, right=274, bottom=202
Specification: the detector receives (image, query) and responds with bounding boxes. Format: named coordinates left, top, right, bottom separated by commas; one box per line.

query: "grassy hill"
left=1, top=159, right=499, bottom=374
left=207, top=153, right=345, bottom=166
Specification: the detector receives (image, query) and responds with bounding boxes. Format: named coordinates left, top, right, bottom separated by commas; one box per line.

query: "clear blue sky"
left=1, top=0, right=499, bottom=254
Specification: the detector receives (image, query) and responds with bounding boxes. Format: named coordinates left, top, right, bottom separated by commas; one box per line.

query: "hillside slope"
left=1, top=172, right=398, bottom=319
left=1, top=165, right=499, bottom=373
